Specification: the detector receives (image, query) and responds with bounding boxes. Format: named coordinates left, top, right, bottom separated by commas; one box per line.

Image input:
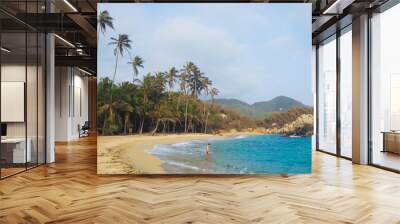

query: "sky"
left=98, top=3, right=312, bottom=105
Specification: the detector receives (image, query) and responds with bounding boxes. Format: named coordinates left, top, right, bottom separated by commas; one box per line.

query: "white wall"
left=55, top=67, right=89, bottom=141
left=1, top=63, right=46, bottom=164
left=1, top=65, right=41, bottom=137
left=1, top=65, right=27, bottom=140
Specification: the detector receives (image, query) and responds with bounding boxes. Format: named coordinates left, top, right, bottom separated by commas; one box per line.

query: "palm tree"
left=154, top=72, right=166, bottom=95
left=205, top=87, right=219, bottom=134
left=201, top=77, right=212, bottom=133
left=150, top=72, right=167, bottom=134
left=97, top=10, right=114, bottom=38
left=117, top=82, right=137, bottom=134
left=128, top=56, right=144, bottom=82
left=114, top=101, right=134, bottom=135
left=98, top=103, right=111, bottom=135
left=107, top=34, right=131, bottom=132
left=165, top=67, right=178, bottom=98
left=109, top=34, right=132, bottom=83
left=179, top=68, right=190, bottom=133
left=188, top=63, right=204, bottom=99
left=186, top=63, right=204, bottom=132
left=134, top=74, right=153, bottom=134
left=97, top=77, right=113, bottom=134
left=210, top=87, right=219, bottom=107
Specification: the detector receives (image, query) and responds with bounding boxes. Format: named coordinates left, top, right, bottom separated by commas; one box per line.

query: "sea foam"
left=165, top=161, right=200, bottom=170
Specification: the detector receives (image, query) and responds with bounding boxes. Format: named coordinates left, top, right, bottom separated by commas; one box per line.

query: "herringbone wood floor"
left=1, top=136, right=400, bottom=224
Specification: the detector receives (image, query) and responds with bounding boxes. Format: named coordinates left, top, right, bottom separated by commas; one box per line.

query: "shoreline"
left=97, top=131, right=261, bottom=174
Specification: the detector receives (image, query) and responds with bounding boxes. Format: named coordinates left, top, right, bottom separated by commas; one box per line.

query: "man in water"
left=205, top=143, right=211, bottom=155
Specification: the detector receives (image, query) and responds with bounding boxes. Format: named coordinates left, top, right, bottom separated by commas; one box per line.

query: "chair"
left=79, top=121, right=90, bottom=138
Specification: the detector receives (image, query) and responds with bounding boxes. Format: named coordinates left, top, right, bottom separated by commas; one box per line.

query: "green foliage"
left=97, top=62, right=255, bottom=135
left=213, top=96, right=305, bottom=120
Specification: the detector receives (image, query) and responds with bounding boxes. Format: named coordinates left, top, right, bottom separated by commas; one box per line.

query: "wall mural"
left=97, top=3, right=313, bottom=174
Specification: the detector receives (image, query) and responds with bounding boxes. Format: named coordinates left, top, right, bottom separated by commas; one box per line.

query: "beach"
left=97, top=132, right=259, bottom=174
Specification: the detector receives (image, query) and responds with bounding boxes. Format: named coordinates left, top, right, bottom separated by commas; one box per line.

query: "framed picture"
left=97, top=3, right=313, bottom=174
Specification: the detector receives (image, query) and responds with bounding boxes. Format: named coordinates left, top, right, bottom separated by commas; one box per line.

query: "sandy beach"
left=97, top=131, right=260, bottom=174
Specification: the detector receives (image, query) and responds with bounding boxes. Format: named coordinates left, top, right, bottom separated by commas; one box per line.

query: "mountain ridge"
left=210, top=96, right=307, bottom=120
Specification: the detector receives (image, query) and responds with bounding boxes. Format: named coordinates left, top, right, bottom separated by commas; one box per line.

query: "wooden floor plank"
left=0, top=136, right=399, bottom=223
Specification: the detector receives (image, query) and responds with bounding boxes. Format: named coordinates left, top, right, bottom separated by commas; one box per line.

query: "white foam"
left=165, top=161, right=200, bottom=170
left=171, top=142, right=192, bottom=147
left=150, top=144, right=174, bottom=155
left=150, top=142, right=200, bottom=156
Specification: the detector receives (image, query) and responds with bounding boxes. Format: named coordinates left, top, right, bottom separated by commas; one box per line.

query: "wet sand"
left=97, top=132, right=259, bottom=174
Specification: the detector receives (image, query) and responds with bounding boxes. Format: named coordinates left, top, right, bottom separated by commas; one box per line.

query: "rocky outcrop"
left=265, top=114, right=313, bottom=136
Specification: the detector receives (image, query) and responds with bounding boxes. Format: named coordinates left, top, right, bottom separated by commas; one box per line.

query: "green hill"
left=212, top=96, right=305, bottom=120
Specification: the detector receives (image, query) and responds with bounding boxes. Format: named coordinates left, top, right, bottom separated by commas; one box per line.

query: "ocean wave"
left=165, top=161, right=200, bottom=170
left=171, top=142, right=192, bottom=147
left=150, top=142, right=202, bottom=156
left=172, top=139, right=204, bottom=147
left=233, top=135, right=248, bottom=139
left=149, top=144, right=174, bottom=155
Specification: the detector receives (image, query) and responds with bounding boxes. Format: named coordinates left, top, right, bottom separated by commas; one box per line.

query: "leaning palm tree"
left=109, top=34, right=132, bottom=83
left=107, top=34, right=131, bottom=133
left=128, top=56, right=144, bottom=83
left=97, top=10, right=114, bottom=38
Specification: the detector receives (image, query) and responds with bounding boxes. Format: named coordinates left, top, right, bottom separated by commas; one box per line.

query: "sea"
left=149, top=134, right=312, bottom=174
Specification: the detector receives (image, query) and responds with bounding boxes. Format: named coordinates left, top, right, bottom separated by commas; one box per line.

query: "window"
left=339, top=27, right=352, bottom=158
left=370, top=3, right=400, bottom=171
left=317, top=35, right=337, bottom=154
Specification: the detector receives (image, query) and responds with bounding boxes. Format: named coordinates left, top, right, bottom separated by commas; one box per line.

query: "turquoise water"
left=150, top=134, right=311, bottom=174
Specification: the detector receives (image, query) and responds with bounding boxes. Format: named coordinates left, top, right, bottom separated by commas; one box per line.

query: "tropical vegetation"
left=97, top=61, right=261, bottom=135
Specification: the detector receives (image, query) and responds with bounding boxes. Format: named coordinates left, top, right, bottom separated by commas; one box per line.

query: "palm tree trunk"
left=108, top=107, right=114, bottom=134
left=162, top=121, right=166, bottom=134
left=112, top=54, right=119, bottom=83
left=176, top=94, right=181, bottom=111
left=151, top=119, right=160, bottom=136
left=192, top=118, right=195, bottom=133
left=194, top=81, right=197, bottom=99
left=203, top=103, right=206, bottom=132
left=184, top=97, right=189, bottom=133
left=102, top=113, right=107, bottom=135
left=107, top=54, right=119, bottom=133
left=124, top=114, right=128, bottom=135
left=139, top=117, right=144, bottom=134
left=205, top=110, right=209, bottom=134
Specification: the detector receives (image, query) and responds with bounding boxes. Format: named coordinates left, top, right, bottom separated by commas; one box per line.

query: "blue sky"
left=98, top=3, right=312, bottom=105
